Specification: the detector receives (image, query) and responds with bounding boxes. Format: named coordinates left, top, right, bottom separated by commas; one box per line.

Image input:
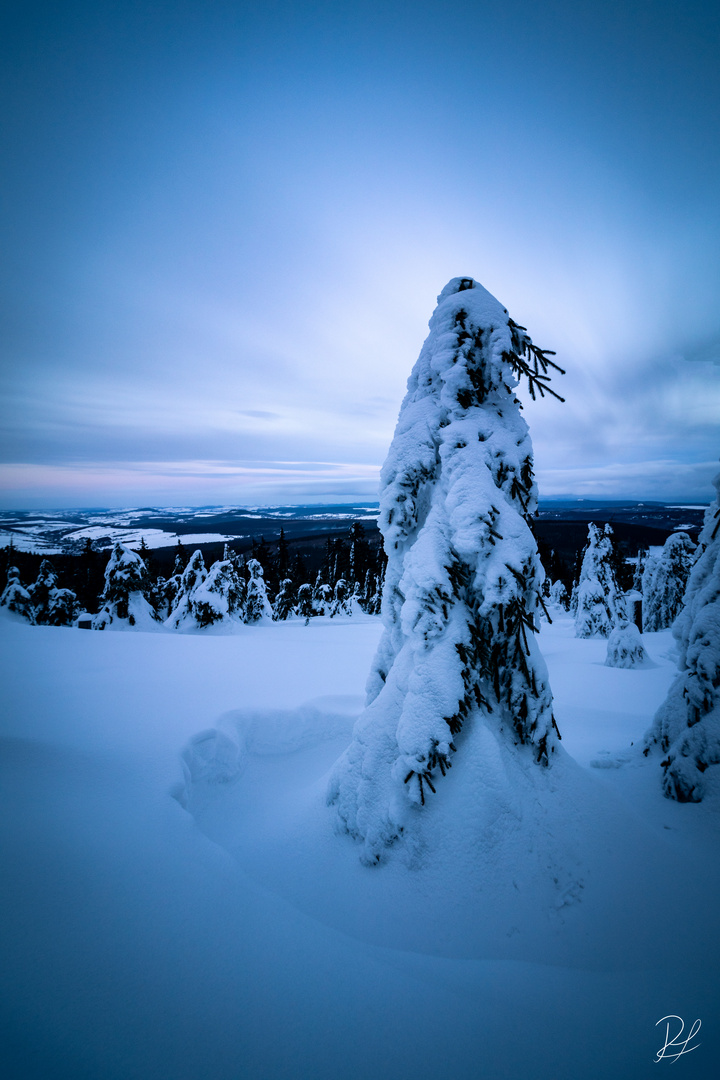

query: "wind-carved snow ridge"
left=175, top=697, right=361, bottom=810
left=327, top=277, right=565, bottom=864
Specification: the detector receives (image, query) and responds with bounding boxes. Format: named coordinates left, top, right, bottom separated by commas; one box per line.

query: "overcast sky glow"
left=1, top=0, right=719, bottom=508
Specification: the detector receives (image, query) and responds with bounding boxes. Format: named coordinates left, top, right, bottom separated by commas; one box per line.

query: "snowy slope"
left=1, top=614, right=718, bottom=1079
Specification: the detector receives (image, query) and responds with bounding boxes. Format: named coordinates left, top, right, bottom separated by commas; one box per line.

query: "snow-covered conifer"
left=27, top=559, right=80, bottom=627
left=330, top=579, right=351, bottom=618
left=642, top=532, right=695, bottom=632
left=549, top=580, right=568, bottom=610
left=574, top=524, right=625, bottom=638
left=312, top=573, right=332, bottom=615
left=328, top=277, right=563, bottom=862
left=275, top=528, right=289, bottom=581
left=605, top=620, right=648, bottom=669
left=166, top=550, right=207, bottom=629
left=244, top=558, right=273, bottom=624
left=45, top=587, right=80, bottom=627
left=644, top=472, right=720, bottom=801
left=162, top=555, right=186, bottom=619
left=349, top=581, right=365, bottom=616
left=190, top=559, right=244, bottom=629
left=273, top=578, right=295, bottom=621
left=0, top=566, right=36, bottom=623
left=295, top=583, right=314, bottom=624
left=632, top=548, right=648, bottom=593
left=28, top=560, right=58, bottom=622
left=93, top=543, right=157, bottom=630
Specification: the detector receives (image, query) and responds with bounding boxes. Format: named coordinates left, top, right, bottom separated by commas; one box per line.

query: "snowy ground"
left=1, top=612, right=718, bottom=1079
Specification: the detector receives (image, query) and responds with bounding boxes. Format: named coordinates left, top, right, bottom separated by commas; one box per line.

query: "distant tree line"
left=0, top=521, right=387, bottom=629
left=0, top=517, right=699, bottom=640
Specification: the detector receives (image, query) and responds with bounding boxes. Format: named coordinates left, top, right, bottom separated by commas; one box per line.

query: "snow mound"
left=176, top=696, right=362, bottom=808
left=605, top=621, right=651, bottom=668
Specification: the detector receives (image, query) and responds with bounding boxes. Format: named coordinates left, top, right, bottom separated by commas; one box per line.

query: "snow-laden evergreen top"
left=329, top=277, right=563, bottom=862
left=380, top=277, right=562, bottom=558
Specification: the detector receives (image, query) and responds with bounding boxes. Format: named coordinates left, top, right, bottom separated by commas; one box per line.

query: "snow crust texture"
left=328, top=277, right=562, bottom=863
left=646, top=470, right=720, bottom=800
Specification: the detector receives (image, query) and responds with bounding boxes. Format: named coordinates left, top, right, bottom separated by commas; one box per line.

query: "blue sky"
left=1, top=0, right=719, bottom=508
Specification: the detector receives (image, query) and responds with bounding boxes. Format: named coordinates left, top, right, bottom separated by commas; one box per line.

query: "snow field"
left=1, top=613, right=718, bottom=1079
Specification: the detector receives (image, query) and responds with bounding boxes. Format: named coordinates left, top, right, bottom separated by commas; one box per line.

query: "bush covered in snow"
left=328, top=277, right=563, bottom=863
left=644, top=471, right=720, bottom=801
left=642, top=531, right=695, bottom=632
left=604, top=620, right=648, bottom=669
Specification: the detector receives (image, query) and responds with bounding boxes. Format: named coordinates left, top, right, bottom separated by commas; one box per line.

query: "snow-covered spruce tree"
left=312, top=573, right=332, bottom=616
left=643, top=472, right=720, bottom=801
left=330, top=578, right=351, bottom=617
left=327, top=277, right=563, bottom=863
left=642, top=531, right=695, bottom=632
left=0, top=566, right=36, bottom=623
left=93, top=543, right=158, bottom=629
left=244, top=558, right=273, bottom=624
left=189, top=559, right=244, bottom=629
left=632, top=547, right=648, bottom=593
left=27, top=559, right=80, bottom=626
left=45, top=587, right=80, bottom=627
left=549, top=579, right=568, bottom=611
left=28, top=560, right=58, bottom=623
left=574, top=523, right=625, bottom=638
left=273, top=578, right=295, bottom=621
left=295, top=583, right=315, bottom=624
left=166, top=550, right=207, bottom=629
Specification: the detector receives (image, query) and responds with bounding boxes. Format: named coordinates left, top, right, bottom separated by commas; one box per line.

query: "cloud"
left=679, top=334, right=720, bottom=366
left=538, top=458, right=718, bottom=502
left=0, top=459, right=382, bottom=510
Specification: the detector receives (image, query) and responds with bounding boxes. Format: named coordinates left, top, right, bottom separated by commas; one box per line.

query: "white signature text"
left=655, top=1015, right=701, bottom=1063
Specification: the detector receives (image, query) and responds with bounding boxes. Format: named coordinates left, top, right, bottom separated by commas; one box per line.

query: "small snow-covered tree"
left=0, top=566, right=36, bottom=623
left=273, top=578, right=295, bottom=621
left=244, top=558, right=273, bottom=623
left=28, top=560, right=58, bottom=622
left=166, top=550, right=207, bottom=629
left=632, top=548, right=648, bottom=593
left=190, top=559, right=244, bottom=629
left=643, top=472, right=720, bottom=801
left=328, top=277, right=563, bottom=863
left=93, top=543, right=157, bottom=629
left=162, top=554, right=186, bottom=618
left=330, top=579, right=351, bottom=618
left=295, top=583, right=315, bottom=624
left=574, top=524, right=625, bottom=638
left=549, top=579, right=568, bottom=611
left=312, top=573, right=332, bottom=615
left=642, top=532, right=695, bottom=632
left=45, top=587, right=80, bottom=627
left=26, top=559, right=80, bottom=627
left=605, top=620, right=648, bottom=669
